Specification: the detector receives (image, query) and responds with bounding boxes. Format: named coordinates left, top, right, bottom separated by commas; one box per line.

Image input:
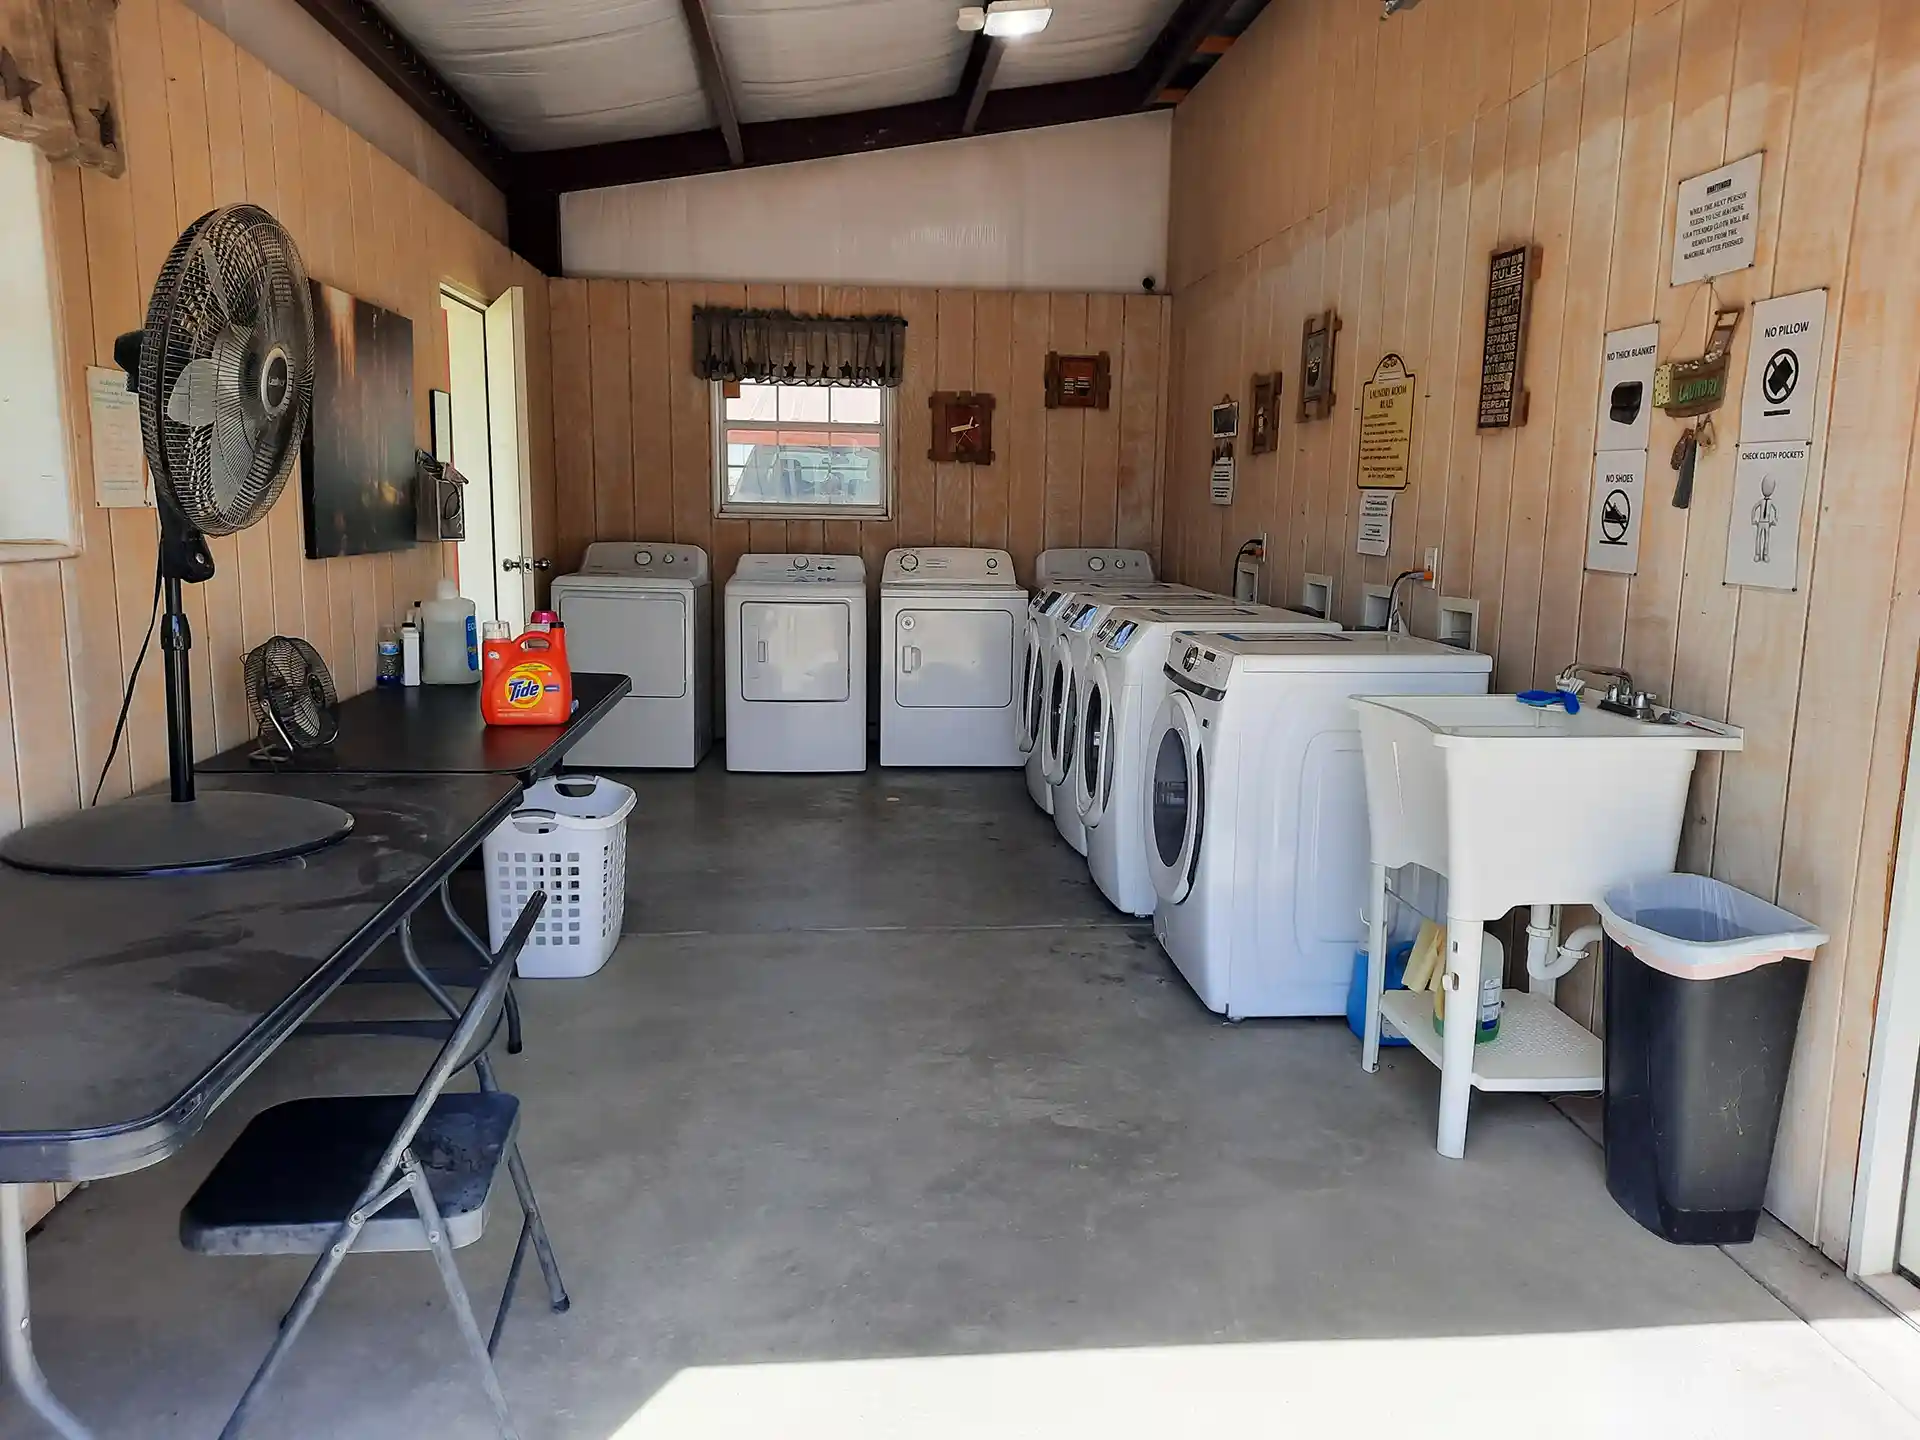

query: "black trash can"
left=1597, top=875, right=1826, bottom=1245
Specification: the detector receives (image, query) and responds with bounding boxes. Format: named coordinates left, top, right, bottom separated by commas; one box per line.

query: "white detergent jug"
left=422, top=577, right=479, bottom=685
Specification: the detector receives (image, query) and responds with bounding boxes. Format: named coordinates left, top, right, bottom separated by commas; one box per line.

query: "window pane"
left=777, top=385, right=830, bottom=423
left=829, top=386, right=883, bottom=424
left=726, top=382, right=779, bottom=422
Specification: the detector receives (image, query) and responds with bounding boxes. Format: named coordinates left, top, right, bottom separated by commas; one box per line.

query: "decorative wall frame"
left=1298, top=311, right=1341, bottom=422
left=930, top=391, right=996, bottom=464
left=1477, top=243, right=1540, bottom=430
left=1250, top=372, right=1282, bottom=454
left=1045, top=351, right=1112, bottom=409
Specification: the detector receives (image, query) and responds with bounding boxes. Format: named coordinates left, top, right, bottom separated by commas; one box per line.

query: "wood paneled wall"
left=11, top=0, right=549, bottom=1225
left=1165, top=0, right=1910, bottom=1262
left=546, top=281, right=1169, bottom=590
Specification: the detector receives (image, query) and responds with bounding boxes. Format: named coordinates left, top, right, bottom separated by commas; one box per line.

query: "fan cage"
left=139, top=204, right=314, bottom=539
left=244, top=637, right=339, bottom=756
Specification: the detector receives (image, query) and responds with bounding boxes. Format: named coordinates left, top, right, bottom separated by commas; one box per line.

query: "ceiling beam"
left=677, top=0, right=745, bottom=167
left=287, top=0, right=509, bottom=188
left=956, top=33, right=1005, bottom=136
left=1131, top=0, right=1242, bottom=108
left=517, top=71, right=1137, bottom=196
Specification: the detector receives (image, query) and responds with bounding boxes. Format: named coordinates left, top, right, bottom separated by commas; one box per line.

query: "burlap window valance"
left=693, top=307, right=907, bottom=387
left=0, top=0, right=123, bottom=175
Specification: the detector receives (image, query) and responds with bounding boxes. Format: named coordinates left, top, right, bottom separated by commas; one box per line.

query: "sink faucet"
left=1556, top=662, right=1661, bottom=720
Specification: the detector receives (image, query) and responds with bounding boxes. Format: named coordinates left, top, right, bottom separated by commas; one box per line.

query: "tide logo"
left=503, top=662, right=553, bottom=708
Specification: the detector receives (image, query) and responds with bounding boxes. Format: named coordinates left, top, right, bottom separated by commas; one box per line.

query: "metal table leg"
left=0, top=1185, right=92, bottom=1439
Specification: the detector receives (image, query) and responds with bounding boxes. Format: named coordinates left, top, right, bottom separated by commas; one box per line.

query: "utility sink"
left=1353, top=694, right=1742, bottom=923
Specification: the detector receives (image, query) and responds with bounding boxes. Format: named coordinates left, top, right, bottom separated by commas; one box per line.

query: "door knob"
left=501, top=557, right=552, bottom=573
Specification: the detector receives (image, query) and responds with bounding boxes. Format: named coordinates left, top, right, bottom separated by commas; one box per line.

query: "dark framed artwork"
left=1045, top=351, right=1112, bottom=409
left=1298, top=309, right=1342, bottom=422
left=1250, top=372, right=1282, bottom=454
left=930, top=391, right=996, bottom=464
left=302, top=279, right=417, bottom=559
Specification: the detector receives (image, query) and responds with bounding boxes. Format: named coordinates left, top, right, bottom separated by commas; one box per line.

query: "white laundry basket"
left=483, top=774, right=636, bottom=977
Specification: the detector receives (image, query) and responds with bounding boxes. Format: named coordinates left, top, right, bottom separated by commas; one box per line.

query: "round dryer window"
left=1079, top=681, right=1105, bottom=815
left=1151, top=727, right=1190, bottom=869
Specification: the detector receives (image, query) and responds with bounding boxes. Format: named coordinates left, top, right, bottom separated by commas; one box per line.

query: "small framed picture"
left=1045, top=352, right=1112, bottom=409
left=1250, top=373, right=1281, bottom=454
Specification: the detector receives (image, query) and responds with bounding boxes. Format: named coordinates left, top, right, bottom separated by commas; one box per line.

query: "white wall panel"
left=560, top=113, right=1172, bottom=293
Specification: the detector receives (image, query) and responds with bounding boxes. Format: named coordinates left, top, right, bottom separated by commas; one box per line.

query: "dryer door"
left=1016, top=619, right=1046, bottom=752
left=1145, top=691, right=1205, bottom=906
left=1041, top=637, right=1077, bottom=786
left=895, top=607, right=1013, bottom=708
left=1076, top=657, right=1115, bottom=824
left=558, top=590, right=688, bottom=697
left=740, top=601, right=851, bottom=701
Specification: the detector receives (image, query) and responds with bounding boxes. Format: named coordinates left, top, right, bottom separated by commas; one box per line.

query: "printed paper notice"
left=1596, top=323, right=1660, bottom=452
left=86, top=366, right=151, bottom=508
left=1586, top=449, right=1647, bottom=575
left=1672, top=152, right=1763, bottom=286
left=1356, top=354, right=1415, bottom=490
left=1740, top=289, right=1826, bottom=444
left=1356, top=491, right=1393, bottom=556
left=1725, top=440, right=1809, bottom=590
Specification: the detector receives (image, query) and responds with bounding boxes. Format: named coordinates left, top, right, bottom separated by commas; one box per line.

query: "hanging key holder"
left=1654, top=306, right=1743, bottom=419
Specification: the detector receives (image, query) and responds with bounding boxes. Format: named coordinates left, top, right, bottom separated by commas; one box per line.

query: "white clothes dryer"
left=1034, top=548, right=1161, bottom=587
left=725, top=554, right=868, bottom=773
left=1146, top=632, right=1491, bottom=1018
left=551, top=543, right=713, bottom=769
left=880, top=548, right=1026, bottom=767
left=1076, top=604, right=1341, bottom=911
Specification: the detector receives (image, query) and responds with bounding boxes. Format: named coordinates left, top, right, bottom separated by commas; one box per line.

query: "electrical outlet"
left=1255, top=531, right=1268, bottom=560
left=1423, top=547, right=1441, bottom=583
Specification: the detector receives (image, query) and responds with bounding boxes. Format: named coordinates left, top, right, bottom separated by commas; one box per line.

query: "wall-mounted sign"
left=1357, top=354, right=1415, bottom=490
left=1672, top=152, right=1763, bottom=286
left=929, top=391, right=996, bottom=464
left=1250, top=372, right=1282, bottom=454
left=1740, top=289, right=1826, bottom=444
left=1725, top=439, right=1809, bottom=590
left=1477, top=243, right=1539, bottom=430
left=1045, top=352, right=1111, bottom=409
left=1654, top=307, right=1741, bottom=417
left=1298, top=310, right=1341, bottom=422
left=86, top=365, right=152, bottom=508
left=1356, top=490, right=1394, bottom=556
left=1597, top=322, right=1660, bottom=452
left=1210, top=397, right=1237, bottom=505
left=1586, top=449, right=1647, bottom=574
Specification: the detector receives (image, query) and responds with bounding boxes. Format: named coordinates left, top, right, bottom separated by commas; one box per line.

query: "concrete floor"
left=7, top=762, right=1920, bottom=1438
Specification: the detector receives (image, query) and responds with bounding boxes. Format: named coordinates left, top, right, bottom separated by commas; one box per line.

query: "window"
left=712, top=381, right=892, bottom=519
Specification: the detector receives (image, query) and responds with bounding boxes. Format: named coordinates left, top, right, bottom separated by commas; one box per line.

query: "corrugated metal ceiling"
left=375, top=0, right=1188, bottom=151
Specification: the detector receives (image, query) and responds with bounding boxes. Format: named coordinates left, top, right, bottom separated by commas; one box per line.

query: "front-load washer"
left=725, top=553, right=867, bottom=773
left=1077, top=604, right=1342, bottom=911
left=1048, top=595, right=1327, bottom=856
left=1146, top=632, right=1491, bottom=1018
left=881, top=547, right=1026, bottom=767
left=551, top=542, right=712, bottom=769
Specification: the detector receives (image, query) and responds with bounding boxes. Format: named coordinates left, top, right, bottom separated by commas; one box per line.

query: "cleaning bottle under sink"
left=1433, top=930, right=1505, bottom=1044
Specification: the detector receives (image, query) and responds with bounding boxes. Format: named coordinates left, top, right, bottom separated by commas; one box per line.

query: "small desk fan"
left=1, top=205, right=354, bottom=875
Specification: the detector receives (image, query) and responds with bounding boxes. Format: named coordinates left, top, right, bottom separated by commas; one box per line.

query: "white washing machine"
left=551, top=543, right=713, bottom=769
left=880, top=547, right=1026, bottom=767
left=1077, top=604, right=1342, bottom=912
left=724, top=553, right=868, bottom=773
left=1146, top=632, right=1491, bottom=1018
left=1029, top=584, right=1216, bottom=815
left=1049, top=594, right=1325, bottom=856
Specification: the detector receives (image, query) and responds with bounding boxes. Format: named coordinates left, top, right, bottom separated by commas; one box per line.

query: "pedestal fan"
left=1, top=204, right=354, bottom=875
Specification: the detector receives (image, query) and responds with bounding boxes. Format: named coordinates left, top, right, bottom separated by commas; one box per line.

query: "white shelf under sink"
left=1379, top=989, right=1603, bottom=1093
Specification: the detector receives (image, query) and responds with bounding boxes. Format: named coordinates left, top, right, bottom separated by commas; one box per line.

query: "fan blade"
left=165, top=357, right=219, bottom=429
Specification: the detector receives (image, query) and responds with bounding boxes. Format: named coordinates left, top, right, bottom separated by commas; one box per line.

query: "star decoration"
left=0, top=48, right=41, bottom=117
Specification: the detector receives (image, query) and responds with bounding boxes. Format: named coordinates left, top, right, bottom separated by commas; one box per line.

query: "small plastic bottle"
left=376, top=625, right=402, bottom=686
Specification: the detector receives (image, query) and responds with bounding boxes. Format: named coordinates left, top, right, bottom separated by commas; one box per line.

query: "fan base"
left=0, top=791, right=354, bottom=877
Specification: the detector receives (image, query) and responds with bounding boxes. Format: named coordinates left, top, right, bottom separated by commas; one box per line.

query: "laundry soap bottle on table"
left=482, top=614, right=572, bottom=725
left=422, top=578, right=480, bottom=684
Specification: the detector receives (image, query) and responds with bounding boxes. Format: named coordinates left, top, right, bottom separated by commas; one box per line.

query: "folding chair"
left=180, top=891, right=569, bottom=1440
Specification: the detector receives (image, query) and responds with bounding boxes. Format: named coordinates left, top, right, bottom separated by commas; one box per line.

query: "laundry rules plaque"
left=1477, top=244, right=1537, bottom=430
left=1357, top=354, right=1415, bottom=490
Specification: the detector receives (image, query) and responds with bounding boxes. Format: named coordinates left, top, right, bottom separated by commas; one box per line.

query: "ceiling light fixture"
left=958, top=2, right=1053, bottom=39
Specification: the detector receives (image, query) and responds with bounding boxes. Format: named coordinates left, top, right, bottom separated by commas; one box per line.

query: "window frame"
left=710, top=380, right=895, bottom=521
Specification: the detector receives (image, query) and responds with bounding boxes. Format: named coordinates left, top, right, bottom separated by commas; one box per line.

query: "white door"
left=896, top=608, right=1013, bottom=708
left=559, top=591, right=688, bottom=697
left=741, top=601, right=850, bottom=701
left=1077, top=659, right=1117, bottom=824
left=485, top=286, right=539, bottom=624
left=1145, top=691, right=1205, bottom=905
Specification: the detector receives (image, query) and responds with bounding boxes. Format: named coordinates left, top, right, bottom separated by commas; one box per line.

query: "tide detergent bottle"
left=482, top=619, right=573, bottom=726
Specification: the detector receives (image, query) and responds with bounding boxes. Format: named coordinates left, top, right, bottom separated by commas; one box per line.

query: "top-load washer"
left=1075, top=603, right=1342, bottom=911
left=881, top=548, right=1026, bottom=767
left=551, top=542, right=713, bottom=769
left=1146, top=632, right=1491, bottom=1018
left=725, top=553, right=868, bottom=773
